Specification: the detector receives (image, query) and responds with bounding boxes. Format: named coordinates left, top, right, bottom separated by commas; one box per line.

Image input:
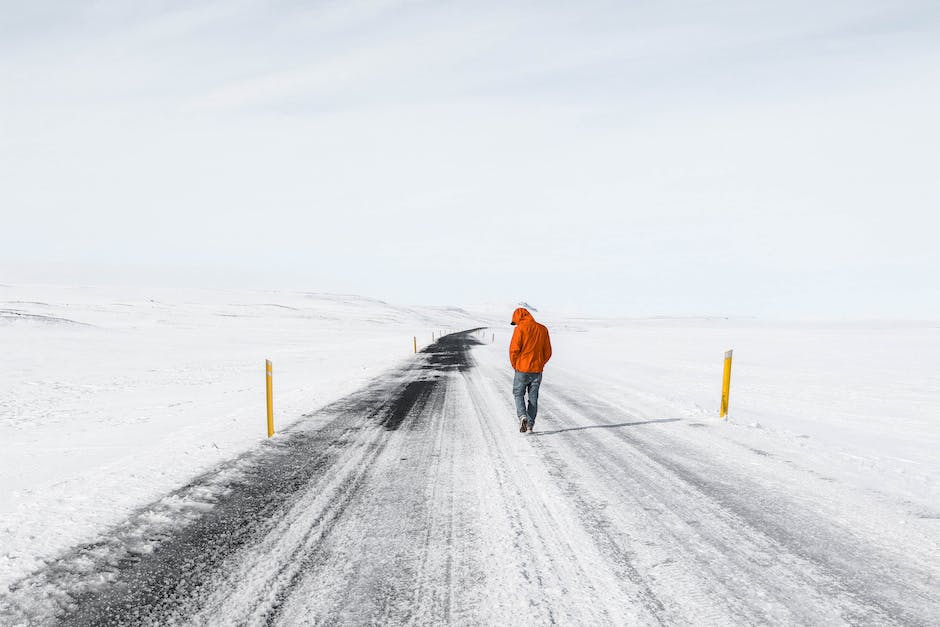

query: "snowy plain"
left=1, top=284, right=938, bottom=622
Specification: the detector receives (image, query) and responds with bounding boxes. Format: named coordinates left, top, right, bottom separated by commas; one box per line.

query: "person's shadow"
left=532, top=418, right=680, bottom=436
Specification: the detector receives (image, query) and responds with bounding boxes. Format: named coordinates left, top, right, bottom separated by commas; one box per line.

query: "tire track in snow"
left=254, top=368, right=451, bottom=623
left=269, top=333, right=489, bottom=624
left=459, top=362, right=662, bottom=625
left=485, top=364, right=800, bottom=624
left=257, top=385, right=448, bottom=625
left=530, top=389, right=837, bottom=624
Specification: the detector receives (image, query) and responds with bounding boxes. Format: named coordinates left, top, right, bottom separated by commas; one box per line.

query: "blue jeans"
left=513, top=371, right=542, bottom=426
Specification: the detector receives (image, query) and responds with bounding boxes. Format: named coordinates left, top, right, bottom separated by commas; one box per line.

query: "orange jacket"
left=509, top=308, right=552, bottom=373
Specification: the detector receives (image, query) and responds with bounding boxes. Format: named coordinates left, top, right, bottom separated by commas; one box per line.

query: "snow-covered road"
left=3, top=330, right=938, bottom=625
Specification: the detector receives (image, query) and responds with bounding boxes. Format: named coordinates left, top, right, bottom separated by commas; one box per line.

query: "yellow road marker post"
left=413, top=336, right=417, bottom=353
left=720, top=349, right=733, bottom=419
left=266, top=359, right=274, bottom=437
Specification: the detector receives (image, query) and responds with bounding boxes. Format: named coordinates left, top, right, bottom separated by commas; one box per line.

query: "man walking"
left=509, top=307, right=552, bottom=433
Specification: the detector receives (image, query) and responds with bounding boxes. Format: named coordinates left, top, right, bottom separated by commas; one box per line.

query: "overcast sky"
left=2, top=0, right=938, bottom=318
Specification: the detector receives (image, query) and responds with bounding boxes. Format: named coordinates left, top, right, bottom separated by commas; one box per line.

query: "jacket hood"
left=511, top=307, right=533, bottom=326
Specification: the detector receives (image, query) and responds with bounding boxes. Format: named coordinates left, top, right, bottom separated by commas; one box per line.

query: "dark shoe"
left=519, top=416, right=528, bottom=433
